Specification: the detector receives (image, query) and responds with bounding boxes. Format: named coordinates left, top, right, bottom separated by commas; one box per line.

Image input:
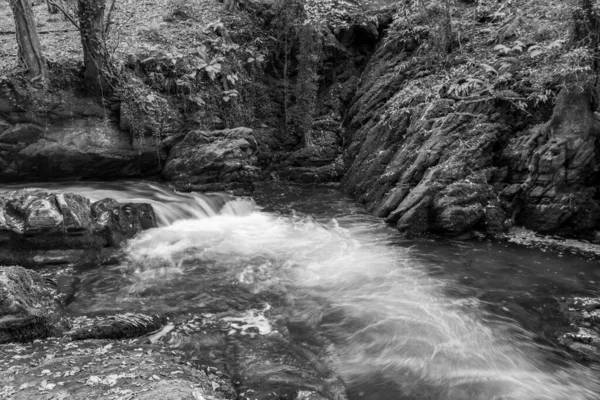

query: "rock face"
left=0, top=189, right=157, bottom=267
left=163, top=127, right=262, bottom=193
left=0, top=82, right=164, bottom=181
left=0, top=266, right=69, bottom=344
left=342, top=37, right=600, bottom=238
left=502, top=87, right=600, bottom=236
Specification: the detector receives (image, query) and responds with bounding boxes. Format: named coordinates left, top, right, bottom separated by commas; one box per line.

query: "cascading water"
left=6, top=181, right=600, bottom=399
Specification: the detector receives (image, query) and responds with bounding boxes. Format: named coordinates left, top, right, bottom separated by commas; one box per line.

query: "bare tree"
left=8, top=0, right=48, bottom=82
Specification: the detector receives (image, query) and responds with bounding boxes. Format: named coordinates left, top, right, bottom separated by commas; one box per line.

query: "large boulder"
left=91, top=198, right=157, bottom=247
left=162, top=127, right=262, bottom=193
left=0, top=189, right=157, bottom=268
left=0, top=266, right=69, bottom=344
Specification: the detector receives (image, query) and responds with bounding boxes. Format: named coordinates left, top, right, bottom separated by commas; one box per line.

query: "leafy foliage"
left=380, top=0, right=598, bottom=115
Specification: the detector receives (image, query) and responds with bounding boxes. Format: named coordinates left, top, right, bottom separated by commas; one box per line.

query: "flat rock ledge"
left=0, top=189, right=157, bottom=268
left=505, top=227, right=600, bottom=259
left=557, top=297, right=600, bottom=362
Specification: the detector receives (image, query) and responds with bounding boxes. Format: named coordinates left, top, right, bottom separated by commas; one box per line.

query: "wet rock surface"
left=91, top=199, right=158, bottom=247
left=506, top=227, right=600, bottom=259
left=502, top=87, right=600, bottom=236
left=0, top=189, right=157, bottom=268
left=163, top=127, right=262, bottom=194
left=0, top=266, right=69, bottom=344
left=557, top=297, right=600, bottom=362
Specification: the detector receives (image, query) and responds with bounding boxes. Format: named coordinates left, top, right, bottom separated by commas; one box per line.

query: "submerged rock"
left=163, top=127, right=261, bottom=193
left=0, top=266, right=69, bottom=344
left=68, top=313, right=166, bottom=341
left=557, top=297, right=600, bottom=361
left=0, top=189, right=157, bottom=268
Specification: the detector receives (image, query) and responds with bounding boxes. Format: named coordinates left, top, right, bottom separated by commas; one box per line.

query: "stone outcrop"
left=342, top=71, right=513, bottom=237
left=341, top=35, right=600, bottom=238
left=163, top=127, right=262, bottom=193
left=502, top=85, right=600, bottom=236
left=0, top=266, right=69, bottom=344
left=0, top=189, right=157, bottom=267
left=0, top=81, right=164, bottom=181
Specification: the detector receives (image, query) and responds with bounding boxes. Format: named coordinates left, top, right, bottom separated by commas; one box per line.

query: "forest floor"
left=0, top=0, right=225, bottom=77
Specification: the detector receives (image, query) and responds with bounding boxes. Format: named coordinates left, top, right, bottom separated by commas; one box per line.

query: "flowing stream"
left=6, top=181, right=600, bottom=399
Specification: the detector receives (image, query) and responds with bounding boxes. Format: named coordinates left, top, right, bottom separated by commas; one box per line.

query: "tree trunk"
left=77, top=0, right=112, bottom=95
left=571, top=0, right=600, bottom=108
left=8, top=0, right=48, bottom=81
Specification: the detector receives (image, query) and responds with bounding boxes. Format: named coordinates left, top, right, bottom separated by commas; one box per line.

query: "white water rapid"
left=7, top=181, right=600, bottom=400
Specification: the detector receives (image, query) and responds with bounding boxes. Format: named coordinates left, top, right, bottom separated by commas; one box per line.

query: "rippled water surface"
left=7, top=181, right=600, bottom=399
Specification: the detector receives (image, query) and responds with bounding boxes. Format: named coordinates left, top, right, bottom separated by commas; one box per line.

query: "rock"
left=0, top=189, right=96, bottom=250
left=55, top=275, right=80, bottom=305
left=342, top=36, right=600, bottom=238
left=502, top=86, right=600, bottom=236
left=31, top=249, right=96, bottom=268
left=431, top=177, right=490, bottom=235
left=0, top=189, right=157, bottom=268
left=0, top=266, right=69, bottom=344
left=0, top=123, right=44, bottom=144
left=556, top=297, right=600, bottom=361
left=91, top=198, right=157, bottom=247
left=163, top=127, right=262, bottom=192
left=396, top=195, right=432, bottom=236
left=0, top=84, right=165, bottom=181
left=0, top=340, right=235, bottom=400
left=68, top=313, right=166, bottom=341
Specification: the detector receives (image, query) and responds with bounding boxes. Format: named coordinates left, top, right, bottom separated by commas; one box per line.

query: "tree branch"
left=0, top=29, right=78, bottom=35
left=104, top=0, right=118, bottom=38
left=46, top=0, right=81, bottom=31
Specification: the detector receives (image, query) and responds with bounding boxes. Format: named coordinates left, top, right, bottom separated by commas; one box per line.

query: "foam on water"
left=123, top=207, right=600, bottom=400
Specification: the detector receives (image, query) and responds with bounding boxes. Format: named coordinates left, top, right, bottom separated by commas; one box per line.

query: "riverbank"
left=506, top=227, right=600, bottom=260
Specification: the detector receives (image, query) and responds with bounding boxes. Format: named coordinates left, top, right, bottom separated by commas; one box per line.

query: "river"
left=6, top=181, right=600, bottom=400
